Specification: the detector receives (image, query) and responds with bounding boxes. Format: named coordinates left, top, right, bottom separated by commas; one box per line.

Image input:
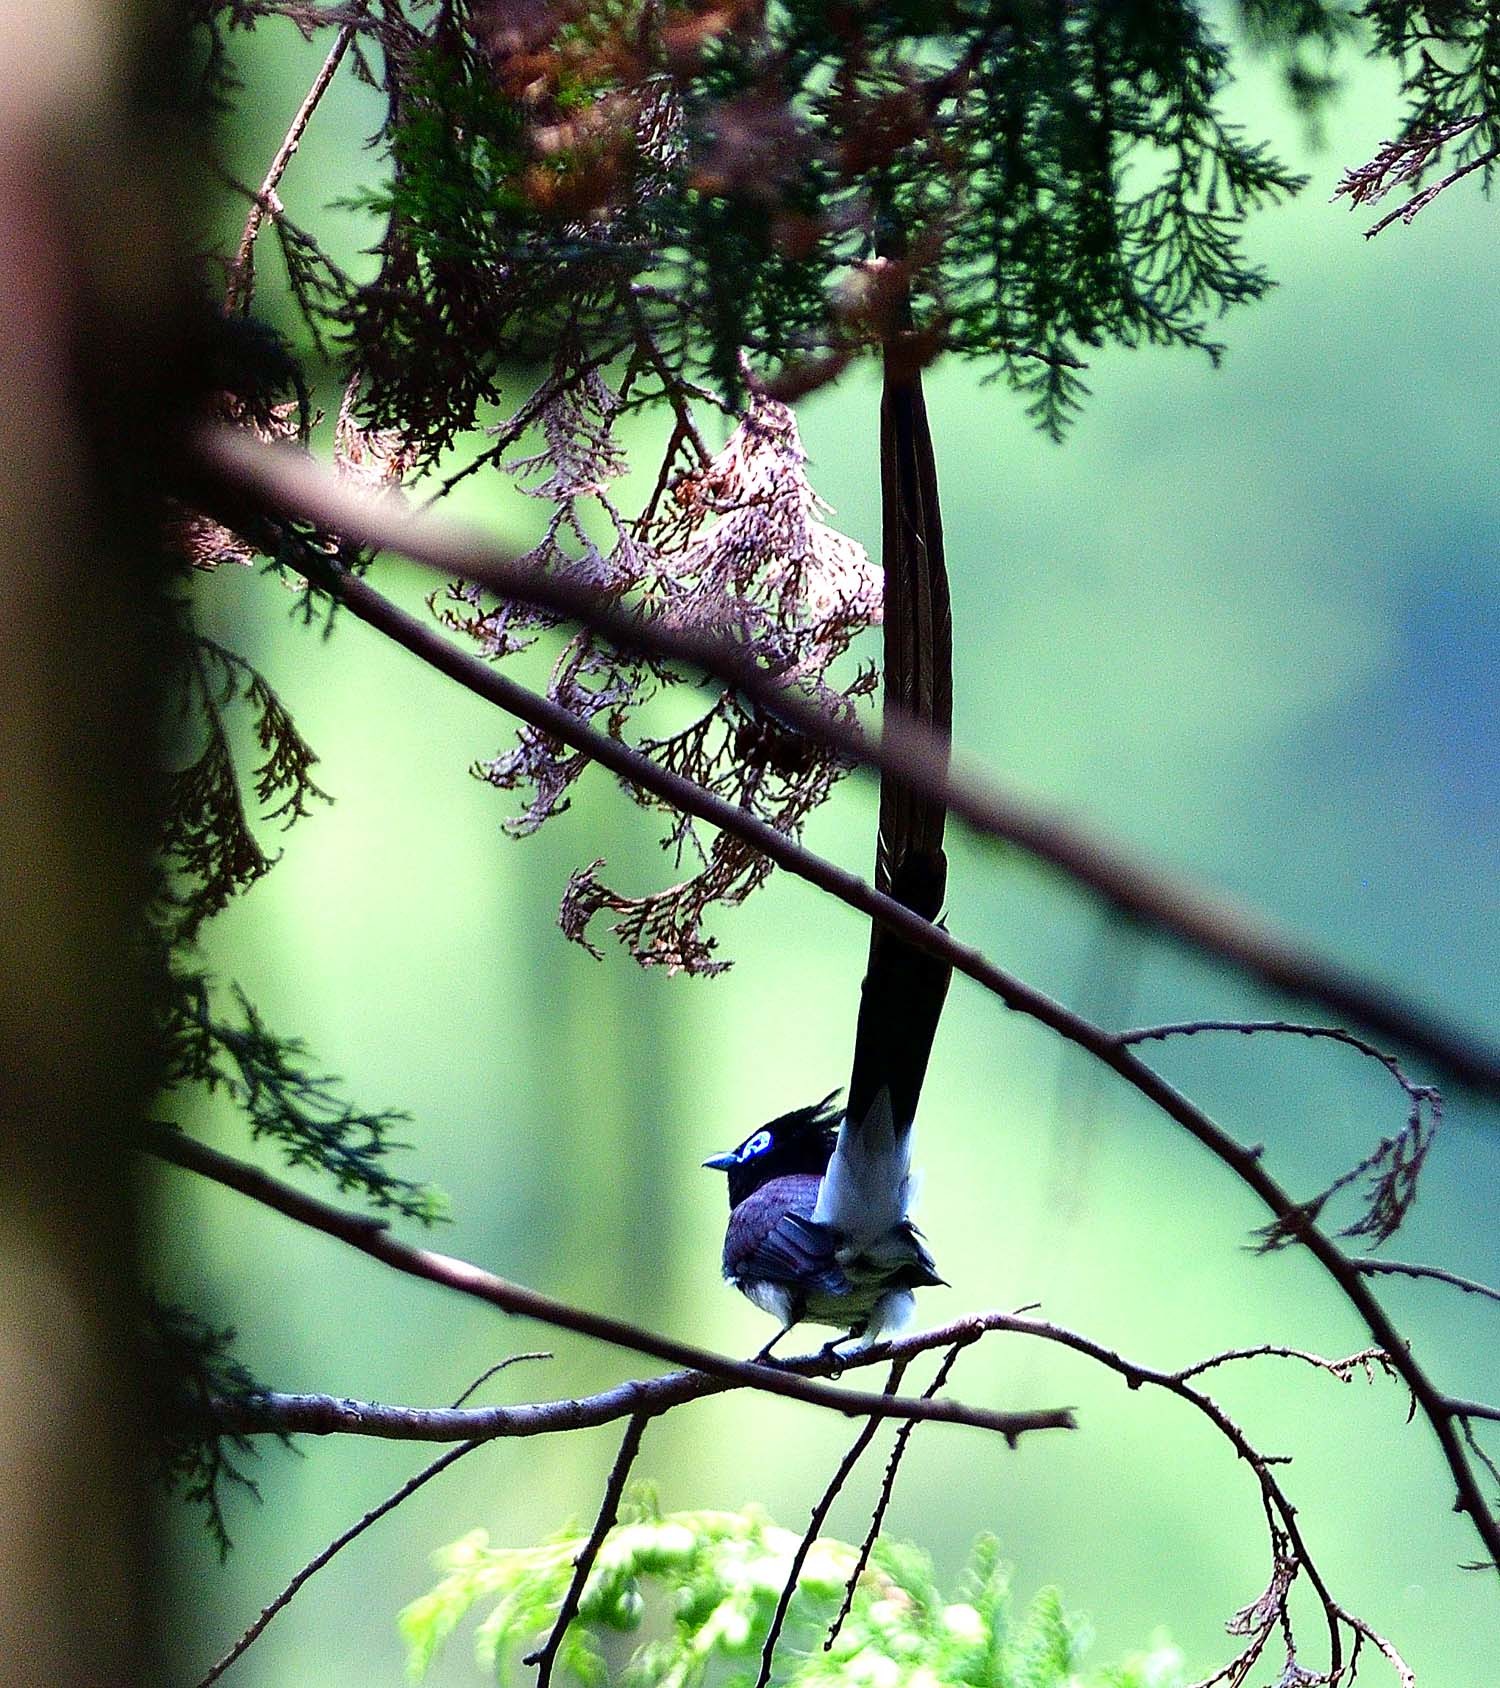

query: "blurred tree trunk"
left=0, top=3, right=194, bottom=1681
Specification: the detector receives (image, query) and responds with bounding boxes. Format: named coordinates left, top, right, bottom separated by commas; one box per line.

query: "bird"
left=703, top=1087, right=944, bottom=1359
left=704, top=256, right=953, bottom=1362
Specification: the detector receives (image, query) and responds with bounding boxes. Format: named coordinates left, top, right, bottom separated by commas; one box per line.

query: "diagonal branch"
left=200, top=1440, right=481, bottom=1688
left=196, top=1352, right=551, bottom=1688
left=186, top=426, right=1500, bottom=1099
left=525, top=1415, right=650, bottom=1688
left=147, top=1127, right=1073, bottom=1444
left=224, top=6, right=368, bottom=315
left=754, top=1362, right=907, bottom=1688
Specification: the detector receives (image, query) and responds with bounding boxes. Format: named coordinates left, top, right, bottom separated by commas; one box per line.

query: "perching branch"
left=251, top=1310, right=1417, bottom=1686
left=205, top=1302, right=1421, bottom=1685
left=209, top=1320, right=999, bottom=1444
left=148, top=1126, right=1074, bottom=1444
left=187, top=426, right=1500, bottom=1099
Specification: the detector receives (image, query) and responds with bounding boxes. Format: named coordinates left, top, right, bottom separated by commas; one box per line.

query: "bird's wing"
left=730, top=1211, right=849, bottom=1296
left=846, top=245, right=953, bottom=1138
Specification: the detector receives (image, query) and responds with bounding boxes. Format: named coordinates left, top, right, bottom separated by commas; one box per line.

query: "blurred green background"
left=161, top=15, right=1499, bottom=1686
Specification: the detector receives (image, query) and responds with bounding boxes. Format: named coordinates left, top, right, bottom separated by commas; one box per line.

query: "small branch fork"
left=1335, top=115, right=1499, bottom=240
left=1118, top=1020, right=1443, bottom=1246
left=149, top=1126, right=1071, bottom=1444
left=223, top=4, right=370, bottom=315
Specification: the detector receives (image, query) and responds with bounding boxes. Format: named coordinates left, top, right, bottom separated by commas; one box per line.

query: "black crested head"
left=703, top=1092, right=840, bottom=1208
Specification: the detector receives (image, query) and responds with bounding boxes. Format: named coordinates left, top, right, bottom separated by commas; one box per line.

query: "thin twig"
left=626, top=289, right=711, bottom=463
left=147, top=1127, right=1074, bottom=1443
left=186, top=425, right=1500, bottom=1100
left=525, top=1415, right=650, bottom=1688
left=1116, top=1018, right=1435, bottom=1097
left=826, top=1342, right=967, bottom=1650
left=1457, top=1415, right=1500, bottom=1493
left=1353, top=1259, right=1500, bottom=1307
left=1364, top=145, right=1500, bottom=238
left=199, top=1442, right=479, bottom=1687
left=755, top=1362, right=908, bottom=1688
left=1172, top=1345, right=1389, bottom=1385
left=451, top=1354, right=553, bottom=1407
left=196, top=1352, right=549, bottom=1687
left=224, top=7, right=367, bottom=314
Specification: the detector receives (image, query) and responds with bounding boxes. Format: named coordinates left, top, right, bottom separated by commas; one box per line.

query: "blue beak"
left=701, top=1150, right=738, bottom=1170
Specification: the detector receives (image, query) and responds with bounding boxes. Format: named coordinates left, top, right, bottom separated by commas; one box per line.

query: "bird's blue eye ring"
left=739, top=1129, right=773, bottom=1160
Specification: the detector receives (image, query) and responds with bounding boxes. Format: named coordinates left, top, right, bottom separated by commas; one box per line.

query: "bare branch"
left=147, top=1128, right=1074, bottom=1443
left=525, top=1415, right=650, bottom=1688
left=1353, top=1259, right=1500, bottom=1307
left=1171, top=1345, right=1391, bottom=1386
left=1117, top=1019, right=1436, bottom=1097
left=224, top=6, right=368, bottom=314
left=825, top=1342, right=966, bottom=1651
left=221, top=1310, right=1417, bottom=1685
left=186, top=426, right=1500, bottom=1098
left=196, top=1352, right=550, bottom=1686
left=209, top=1324, right=994, bottom=1446
left=755, top=1363, right=907, bottom=1688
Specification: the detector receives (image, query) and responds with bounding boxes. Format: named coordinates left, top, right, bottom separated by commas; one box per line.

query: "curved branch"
left=1353, top=1260, right=1500, bottom=1307
left=186, top=426, right=1500, bottom=1098
left=148, top=1128, right=1073, bottom=1444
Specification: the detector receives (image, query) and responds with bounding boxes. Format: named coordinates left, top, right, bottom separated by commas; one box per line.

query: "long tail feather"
left=846, top=260, right=953, bottom=1137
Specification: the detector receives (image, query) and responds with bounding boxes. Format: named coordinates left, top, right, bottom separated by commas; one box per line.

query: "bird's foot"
left=751, top=1329, right=791, bottom=1366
